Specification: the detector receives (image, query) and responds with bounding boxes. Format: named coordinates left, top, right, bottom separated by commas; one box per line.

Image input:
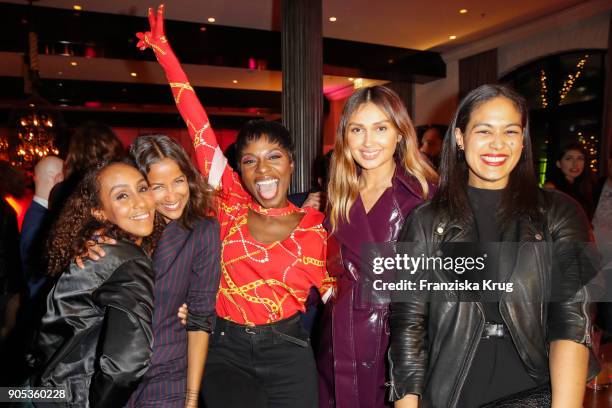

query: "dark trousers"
left=202, top=315, right=318, bottom=408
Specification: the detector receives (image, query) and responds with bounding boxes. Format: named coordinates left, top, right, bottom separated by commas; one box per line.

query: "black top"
left=458, top=187, right=536, bottom=407
left=33, top=240, right=155, bottom=408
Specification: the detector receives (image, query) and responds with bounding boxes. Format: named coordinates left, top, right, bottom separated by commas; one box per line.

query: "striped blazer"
left=128, top=217, right=221, bottom=407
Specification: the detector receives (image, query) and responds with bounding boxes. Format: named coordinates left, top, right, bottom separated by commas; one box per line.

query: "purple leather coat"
left=316, top=167, right=435, bottom=408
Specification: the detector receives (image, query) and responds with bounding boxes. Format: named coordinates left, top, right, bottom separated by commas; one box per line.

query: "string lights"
left=559, top=54, right=589, bottom=101
left=539, top=69, right=548, bottom=108
left=577, top=132, right=599, bottom=173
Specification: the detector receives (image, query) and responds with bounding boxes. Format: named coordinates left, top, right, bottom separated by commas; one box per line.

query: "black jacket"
left=388, top=189, right=599, bottom=407
left=33, top=240, right=154, bottom=408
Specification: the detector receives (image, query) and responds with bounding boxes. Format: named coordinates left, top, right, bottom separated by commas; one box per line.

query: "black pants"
left=202, top=315, right=318, bottom=408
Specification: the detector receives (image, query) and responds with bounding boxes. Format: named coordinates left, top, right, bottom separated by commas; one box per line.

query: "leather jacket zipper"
left=581, top=291, right=592, bottom=347
left=448, top=301, right=485, bottom=407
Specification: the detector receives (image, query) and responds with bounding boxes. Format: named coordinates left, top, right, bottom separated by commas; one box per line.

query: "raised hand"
left=135, top=4, right=170, bottom=57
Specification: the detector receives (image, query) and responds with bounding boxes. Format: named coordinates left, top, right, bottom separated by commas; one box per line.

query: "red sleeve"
left=138, top=26, right=241, bottom=197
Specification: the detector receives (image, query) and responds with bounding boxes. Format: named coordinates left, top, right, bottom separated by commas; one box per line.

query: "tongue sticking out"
left=257, top=181, right=278, bottom=200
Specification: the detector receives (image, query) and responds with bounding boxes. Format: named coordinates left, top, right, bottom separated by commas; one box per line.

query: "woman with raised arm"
left=316, top=86, right=437, bottom=408
left=389, top=84, right=597, bottom=407
left=137, top=5, right=334, bottom=408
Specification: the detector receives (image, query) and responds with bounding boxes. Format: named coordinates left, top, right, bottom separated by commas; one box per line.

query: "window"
left=501, top=50, right=606, bottom=185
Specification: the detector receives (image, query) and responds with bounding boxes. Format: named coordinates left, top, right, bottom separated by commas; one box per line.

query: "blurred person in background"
left=20, top=156, right=64, bottom=293
left=50, top=122, right=124, bottom=215
left=593, top=158, right=612, bottom=341
left=593, top=157, right=612, bottom=246
left=544, top=142, right=601, bottom=221
left=289, top=150, right=332, bottom=211
left=417, top=124, right=446, bottom=170
left=0, top=161, right=27, bottom=387
left=0, top=161, right=26, bottom=343
left=0, top=157, right=65, bottom=387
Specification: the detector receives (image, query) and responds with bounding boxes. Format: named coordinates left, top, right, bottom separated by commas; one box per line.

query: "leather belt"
left=482, top=322, right=508, bottom=339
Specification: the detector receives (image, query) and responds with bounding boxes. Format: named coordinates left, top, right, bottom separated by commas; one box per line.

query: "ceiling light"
left=348, top=78, right=354, bottom=81
left=232, top=80, right=238, bottom=84
left=130, top=72, right=138, bottom=77
left=70, top=61, right=78, bottom=66
left=449, top=35, right=457, bottom=40
left=207, top=17, right=216, bottom=23
left=73, top=5, right=82, bottom=11
left=459, top=9, right=468, bottom=14
left=329, top=17, right=337, bottom=22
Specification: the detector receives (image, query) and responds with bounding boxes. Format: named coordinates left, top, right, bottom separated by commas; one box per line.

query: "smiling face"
left=556, top=149, right=585, bottom=183
left=346, top=102, right=400, bottom=173
left=147, top=157, right=190, bottom=223
left=93, top=163, right=156, bottom=239
left=455, top=97, right=524, bottom=190
left=239, top=136, right=294, bottom=208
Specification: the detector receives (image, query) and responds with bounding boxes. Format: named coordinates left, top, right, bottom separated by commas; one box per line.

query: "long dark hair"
left=549, top=142, right=597, bottom=219
left=47, top=160, right=164, bottom=277
left=129, top=135, right=216, bottom=229
left=64, top=122, right=125, bottom=178
left=433, top=84, right=540, bottom=225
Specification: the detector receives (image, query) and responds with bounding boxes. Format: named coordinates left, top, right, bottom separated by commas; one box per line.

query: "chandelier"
left=13, top=96, right=60, bottom=164
left=4, top=0, right=62, bottom=167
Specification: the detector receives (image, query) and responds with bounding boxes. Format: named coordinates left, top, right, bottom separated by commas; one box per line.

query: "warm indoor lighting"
left=207, top=17, right=216, bottom=23
left=459, top=9, right=468, bottom=14
left=329, top=16, right=337, bottom=22
left=70, top=61, right=78, bottom=66
left=449, top=35, right=457, bottom=40
left=348, top=77, right=354, bottom=81
left=232, top=80, right=238, bottom=84
left=73, top=5, right=82, bottom=11
left=130, top=72, right=138, bottom=77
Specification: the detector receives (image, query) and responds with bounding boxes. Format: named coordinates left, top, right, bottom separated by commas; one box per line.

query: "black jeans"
left=202, top=315, right=318, bottom=408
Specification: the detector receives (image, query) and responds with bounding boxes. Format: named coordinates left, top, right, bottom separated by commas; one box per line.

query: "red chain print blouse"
left=138, top=20, right=334, bottom=325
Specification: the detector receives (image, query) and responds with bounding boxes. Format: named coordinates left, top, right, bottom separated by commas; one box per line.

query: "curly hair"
left=129, top=134, right=216, bottom=229
left=46, top=160, right=164, bottom=277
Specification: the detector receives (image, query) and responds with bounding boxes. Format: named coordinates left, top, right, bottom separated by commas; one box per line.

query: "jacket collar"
left=393, top=165, right=425, bottom=199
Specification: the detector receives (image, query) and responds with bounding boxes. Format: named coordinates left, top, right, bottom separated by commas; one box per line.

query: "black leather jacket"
left=388, top=189, right=599, bottom=407
left=32, top=241, right=154, bottom=407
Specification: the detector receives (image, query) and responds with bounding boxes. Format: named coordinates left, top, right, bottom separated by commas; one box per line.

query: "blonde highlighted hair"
left=327, top=86, right=438, bottom=233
